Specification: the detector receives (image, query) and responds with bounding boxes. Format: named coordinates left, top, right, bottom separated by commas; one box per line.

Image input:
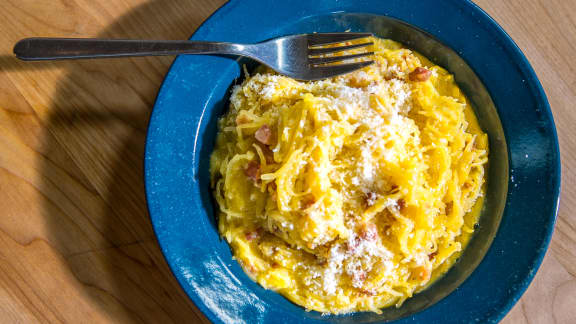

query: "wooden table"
left=0, top=0, right=574, bottom=322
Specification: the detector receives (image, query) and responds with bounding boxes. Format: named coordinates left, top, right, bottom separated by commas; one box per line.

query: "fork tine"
left=308, top=42, right=374, bottom=56
left=307, top=33, right=373, bottom=46
left=307, top=61, right=374, bottom=80
left=309, top=52, right=374, bottom=65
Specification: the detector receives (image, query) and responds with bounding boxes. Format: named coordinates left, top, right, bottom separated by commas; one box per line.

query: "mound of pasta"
left=209, top=38, right=488, bottom=314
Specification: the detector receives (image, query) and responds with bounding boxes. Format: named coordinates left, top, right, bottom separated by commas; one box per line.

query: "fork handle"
left=13, top=37, right=249, bottom=61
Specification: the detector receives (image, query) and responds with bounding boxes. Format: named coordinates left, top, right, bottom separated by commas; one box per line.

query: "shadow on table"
left=10, top=0, right=227, bottom=322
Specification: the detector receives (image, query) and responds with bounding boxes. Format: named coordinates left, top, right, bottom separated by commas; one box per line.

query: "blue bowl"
left=145, top=0, right=561, bottom=323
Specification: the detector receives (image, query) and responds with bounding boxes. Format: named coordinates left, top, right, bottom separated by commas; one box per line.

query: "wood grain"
left=0, top=0, right=573, bottom=323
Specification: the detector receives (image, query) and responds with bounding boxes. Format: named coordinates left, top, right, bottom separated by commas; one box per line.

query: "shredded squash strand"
left=209, top=37, right=488, bottom=314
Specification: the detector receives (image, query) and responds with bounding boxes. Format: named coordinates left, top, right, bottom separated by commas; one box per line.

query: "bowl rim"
left=144, top=0, right=561, bottom=323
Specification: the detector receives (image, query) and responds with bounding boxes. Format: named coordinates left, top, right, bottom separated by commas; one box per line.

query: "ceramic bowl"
left=145, top=0, right=560, bottom=323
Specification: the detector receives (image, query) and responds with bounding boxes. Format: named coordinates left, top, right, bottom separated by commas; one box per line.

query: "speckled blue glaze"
left=144, top=0, right=561, bottom=323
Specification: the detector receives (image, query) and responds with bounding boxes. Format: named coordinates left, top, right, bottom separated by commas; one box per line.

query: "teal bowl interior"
left=200, top=14, right=510, bottom=321
left=145, top=2, right=559, bottom=323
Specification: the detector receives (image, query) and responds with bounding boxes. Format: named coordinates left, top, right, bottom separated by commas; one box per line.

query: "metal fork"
left=13, top=33, right=374, bottom=81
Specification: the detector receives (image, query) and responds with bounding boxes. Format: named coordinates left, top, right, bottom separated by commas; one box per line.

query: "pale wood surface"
left=0, top=0, right=573, bottom=323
